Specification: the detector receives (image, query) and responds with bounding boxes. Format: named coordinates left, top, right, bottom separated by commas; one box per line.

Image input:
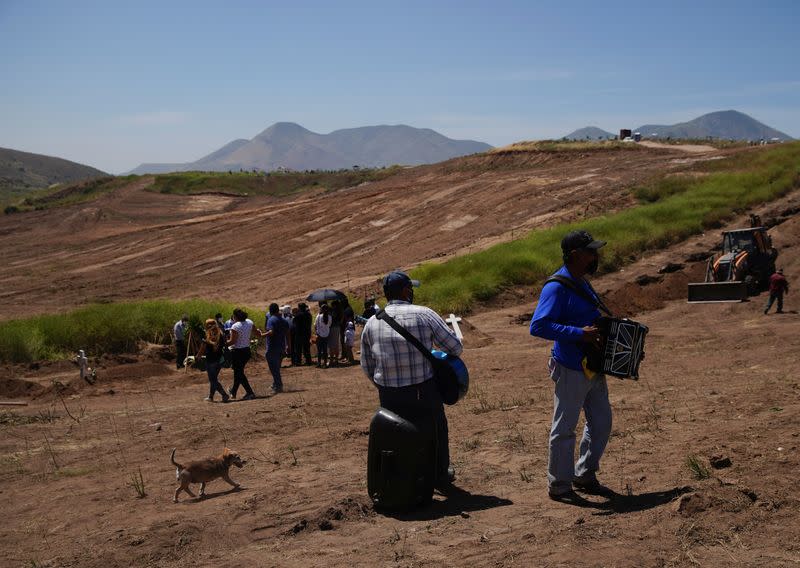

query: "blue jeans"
left=764, top=293, right=784, bottom=313
left=547, top=358, right=612, bottom=495
left=266, top=351, right=283, bottom=390
left=206, top=361, right=227, bottom=399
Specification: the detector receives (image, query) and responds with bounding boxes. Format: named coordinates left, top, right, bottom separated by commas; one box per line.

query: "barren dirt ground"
left=1, top=146, right=799, bottom=567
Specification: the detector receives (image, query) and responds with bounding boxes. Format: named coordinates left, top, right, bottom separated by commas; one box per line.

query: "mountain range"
left=0, top=147, right=107, bottom=192
left=564, top=110, right=793, bottom=141
left=127, top=123, right=493, bottom=174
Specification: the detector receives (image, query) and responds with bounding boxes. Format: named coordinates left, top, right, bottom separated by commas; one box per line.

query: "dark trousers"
left=266, top=351, right=283, bottom=390
left=291, top=333, right=302, bottom=365
left=230, top=348, right=254, bottom=397
left=378, top=379, right=449, bottom=483
left=299, top=336, right=312, bottom=364
left=316, top=337, right=329, bottom=364
left=175, top=340, right=186, bottom=369
left=765, top=292, right=784, bottom=313
left=206, top=361, right=227, bottom=399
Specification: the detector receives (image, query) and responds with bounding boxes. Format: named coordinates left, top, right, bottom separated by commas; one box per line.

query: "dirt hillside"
left=0, top=144, right=729, bottom=319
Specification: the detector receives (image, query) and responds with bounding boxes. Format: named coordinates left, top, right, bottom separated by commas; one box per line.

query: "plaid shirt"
left=360, top=300, right=463, bottom=388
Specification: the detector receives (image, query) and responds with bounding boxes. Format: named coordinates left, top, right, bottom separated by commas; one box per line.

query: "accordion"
left=593, top=316, right=649, bottom=380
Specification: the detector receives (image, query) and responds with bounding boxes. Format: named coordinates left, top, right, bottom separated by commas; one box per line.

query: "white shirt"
left=231, top=319, right=254, bottom=348
left=173, top=320, right=186, bottom=341
left=315, top=314, right=331, bottom=338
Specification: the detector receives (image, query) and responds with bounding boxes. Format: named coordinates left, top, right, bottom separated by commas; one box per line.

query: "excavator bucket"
left=687, top=281, right=748, bottom=303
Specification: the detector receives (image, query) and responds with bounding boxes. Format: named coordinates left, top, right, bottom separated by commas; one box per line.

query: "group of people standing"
left=173, top=296, right=383, bottom=402
left=311, top=297, right=367, bottom=368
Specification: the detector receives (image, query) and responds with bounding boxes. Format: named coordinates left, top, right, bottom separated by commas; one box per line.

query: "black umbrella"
left=306, top=289, right=347, bottom=302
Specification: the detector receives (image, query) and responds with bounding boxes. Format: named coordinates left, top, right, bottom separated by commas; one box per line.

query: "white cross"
left=445, top=314, right=463, bottom=340
left=77, top=350, right=89, bottom=380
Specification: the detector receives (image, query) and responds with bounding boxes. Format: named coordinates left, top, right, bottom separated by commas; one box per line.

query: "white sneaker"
left=204, top=397, right=213, bottom=402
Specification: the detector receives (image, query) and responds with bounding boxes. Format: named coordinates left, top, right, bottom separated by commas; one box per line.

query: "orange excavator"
left=687, top=222, right=778, bottom=303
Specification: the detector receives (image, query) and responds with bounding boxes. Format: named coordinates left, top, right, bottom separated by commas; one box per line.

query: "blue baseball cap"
left=382, top=270, right=420, bottom=294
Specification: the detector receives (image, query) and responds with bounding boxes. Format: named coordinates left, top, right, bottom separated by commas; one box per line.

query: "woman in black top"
left=197, top=318, right=229, bottom=402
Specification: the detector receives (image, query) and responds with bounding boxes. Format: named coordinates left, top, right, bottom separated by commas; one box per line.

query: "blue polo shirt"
left=530, top=266, right=601, bottom=371
left=266, top=314, right=289, bottom=356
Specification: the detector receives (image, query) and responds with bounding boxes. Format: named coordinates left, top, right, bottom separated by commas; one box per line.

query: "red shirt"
left=769, top=273, right=788, bottom=294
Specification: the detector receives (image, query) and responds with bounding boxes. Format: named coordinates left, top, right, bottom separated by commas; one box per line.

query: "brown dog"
left=170, top=447, right=245, bottom=502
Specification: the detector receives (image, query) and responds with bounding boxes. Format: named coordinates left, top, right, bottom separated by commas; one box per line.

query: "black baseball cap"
left=382, top=270, right=420, bottom=295
left=561, top=230, right=606, bottom=256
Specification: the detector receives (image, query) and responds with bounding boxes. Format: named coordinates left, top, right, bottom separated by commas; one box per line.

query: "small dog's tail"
left=170, top=448, right=181, bottom=470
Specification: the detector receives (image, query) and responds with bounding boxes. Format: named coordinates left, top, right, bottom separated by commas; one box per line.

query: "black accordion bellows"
left=595, top=316, right=649, bottom=379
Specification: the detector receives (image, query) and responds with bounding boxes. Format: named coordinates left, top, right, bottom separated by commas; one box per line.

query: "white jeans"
left=547, top=358, right=612, bottom=494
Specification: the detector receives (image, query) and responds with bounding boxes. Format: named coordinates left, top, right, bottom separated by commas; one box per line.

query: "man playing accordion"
left=530, top=230, right=615, bottom=503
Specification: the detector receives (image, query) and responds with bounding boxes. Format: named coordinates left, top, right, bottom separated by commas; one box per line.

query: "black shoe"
left=271, top=386, right=283, bottom=394
left=548, top=489, right=588, bottom=504
left=242, top=393, right=256, bottom=401
left=573, top=475, right=615, bottom=497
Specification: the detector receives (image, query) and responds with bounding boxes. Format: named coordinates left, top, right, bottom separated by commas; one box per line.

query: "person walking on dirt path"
left=265, top=303, right=290, bottom=394
left=360, top=270, right=463, bottom=493
left=197, top=319, right=229, bottom=403
left=226, top=308, right=263, bottom=401
left=764, top=268, right=789, bottom=314
left=173, top=314, right=189, bottom=369
left=529, top=230, right=614, bottom=504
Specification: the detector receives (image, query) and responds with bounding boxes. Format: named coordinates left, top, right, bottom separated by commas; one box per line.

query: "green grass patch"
left=413, top=143, right=800, bottom=313
left=55, top=466, right=93, bottom=478
left=148, top=166, right=403, bottom=197
left=490, top=139, right=644, bottom=154
left=0, top=296, right=366, bottom=364
left=685, top=455, right=711, bottom=480
left=4, top=176, right=136, bottom=213
left=0, top=299, right=261, bottom=363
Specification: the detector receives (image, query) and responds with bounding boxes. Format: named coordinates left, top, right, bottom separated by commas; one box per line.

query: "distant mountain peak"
left=126, top=123, right=493, bottom=174
left=0, top=147, right=107, bottom=192
left=256, top=122, right=313, bottom=139
left=636, top=110, right=792, bottom=141
left=563, top=126, right=615, bottom=140
left=563, top=110, right=792, bottom=142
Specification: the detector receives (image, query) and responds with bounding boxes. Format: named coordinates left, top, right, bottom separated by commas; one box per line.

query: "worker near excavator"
left=764, top=268, right=789, bottom=314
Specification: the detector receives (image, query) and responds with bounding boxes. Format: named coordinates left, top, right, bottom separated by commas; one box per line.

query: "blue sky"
left=1, top=0, right=798, bottom=173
